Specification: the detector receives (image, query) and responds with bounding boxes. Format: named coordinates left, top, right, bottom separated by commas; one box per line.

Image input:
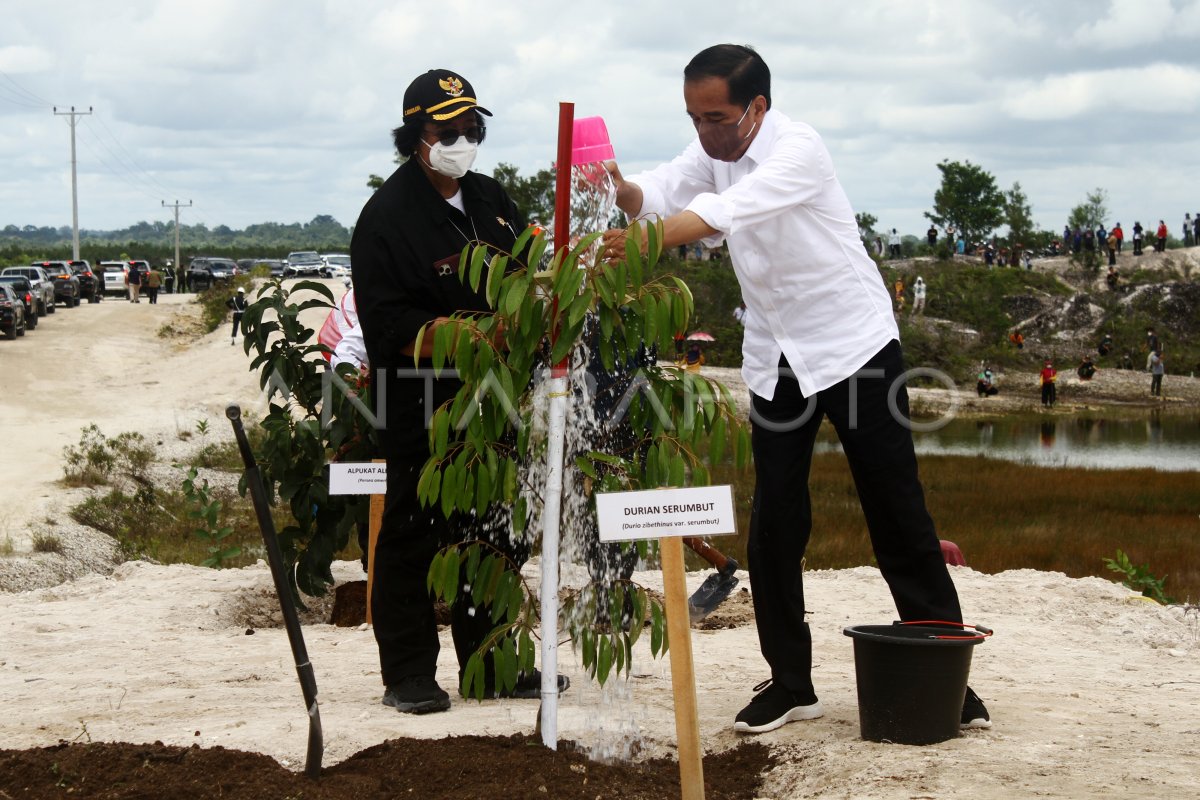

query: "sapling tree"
left=238, top=279, right=379, bottom=600
left=417, top=221, right=751, bottom=696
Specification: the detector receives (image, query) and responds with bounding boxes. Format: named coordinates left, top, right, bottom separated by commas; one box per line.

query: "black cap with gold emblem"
left=402, top=69, right=493, bottom=122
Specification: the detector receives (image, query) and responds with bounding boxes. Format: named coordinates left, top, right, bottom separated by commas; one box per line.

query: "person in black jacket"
left=351, top=68, right=564, bottom=715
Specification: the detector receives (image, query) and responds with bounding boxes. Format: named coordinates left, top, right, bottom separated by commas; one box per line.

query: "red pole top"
left=551, top=102, right=574, bottom=378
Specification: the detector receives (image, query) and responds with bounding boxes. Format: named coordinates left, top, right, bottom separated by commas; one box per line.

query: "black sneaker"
left=961, top=686, right=992, bottom=729
left=733, top=679, right=823, bottom=734
left=383, top=675, right=451, bottom=714
left=474, top=669, right=571, bottom=699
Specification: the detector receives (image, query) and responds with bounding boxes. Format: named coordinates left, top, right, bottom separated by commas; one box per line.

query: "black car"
left=0, top=276, right=40, bottom=330
left=31, top=261, right=82, bottom=307
left=0, top=266, right=55, bottom=315
left=0, top=284, right=28, bottom=339
left=69, top=260, right=100, bottom=302
left=186, top=257, right=239, bottom=291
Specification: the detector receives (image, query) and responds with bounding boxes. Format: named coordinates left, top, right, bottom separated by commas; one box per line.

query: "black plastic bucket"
left=843, top=622, right=988, bottom=745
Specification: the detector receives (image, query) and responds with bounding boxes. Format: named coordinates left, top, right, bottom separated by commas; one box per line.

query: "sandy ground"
left=2, top=283, right=1200, bottom=798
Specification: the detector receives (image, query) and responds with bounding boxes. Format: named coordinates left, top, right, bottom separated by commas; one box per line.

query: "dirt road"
left=0, top=289, right=277, bottom=552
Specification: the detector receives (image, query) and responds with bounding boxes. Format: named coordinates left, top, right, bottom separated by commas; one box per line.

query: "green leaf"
left=443, top=547, right=461, bottom=605
left=669, top=454, right=686, bottom=487
left=485, top=254, right=505, bottom=308
left=574, top=455, right=597, bottom=479
left=650, top=601, right=665, bottom=656
left=503, top=275, right=527, bottom=316
left=709, top=415, right=727, bottom=465
left=427, top=551, right=445, bottom=594
left=597, top=636, right=613, bottom=684
left=440, top=463, right=457, bottom=518
left=468, top=245, right=487, bottom=292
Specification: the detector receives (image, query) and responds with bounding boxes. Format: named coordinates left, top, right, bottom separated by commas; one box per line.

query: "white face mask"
left=423, top=137, right=478, bottom=179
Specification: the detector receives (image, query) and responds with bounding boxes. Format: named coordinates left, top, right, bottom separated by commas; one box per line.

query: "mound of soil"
left=0, top=735, right=773, bottom=800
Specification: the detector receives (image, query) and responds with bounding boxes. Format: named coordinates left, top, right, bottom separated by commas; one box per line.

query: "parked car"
left=69, top=260, right=100, bottom=303
left=0, top=276, right=40, bottom=330
left=0, top=284, right=28, bottom=339
left=320, top=254, right=351, bottom=278
left=284, top=251, right=323, bottom=277
left=0, top=276, right=39, bottom=330
left=29, top=261, right=81, bottom=307
left=0, top=266, right=55, bottom=316
left=99, top=260, right=152, bottom=298
left=237, top=258, right=285, bottom=278
left=186, top=257, right=239, bottom=291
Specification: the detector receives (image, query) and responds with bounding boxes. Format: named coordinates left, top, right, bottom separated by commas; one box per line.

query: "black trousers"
left=370, top=374, right=528, bottom=687
left=747, top=340, right=961, bottom=696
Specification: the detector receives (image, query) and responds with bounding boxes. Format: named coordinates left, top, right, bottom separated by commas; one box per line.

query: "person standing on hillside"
left=1184, top=214, right=1193, bottom=247
left=1132, top=222, right=1144, bottom=256
left=926, top=225, right=937, bottom=249
left=1105, top=230, right=1118, bottom=267
left=889, top=228, right=902, bottom=258
left=1112, top=222, right=1124, bottom=253
left=600, top=43, right=989, bottom=735
left=1155, top=220, right=1168, bottom=252
left=912, top=276, right=926, bottom=315
left=1149, top=350, right=1165, bottom=397
left=1040, top=360, right=1057, bottom=407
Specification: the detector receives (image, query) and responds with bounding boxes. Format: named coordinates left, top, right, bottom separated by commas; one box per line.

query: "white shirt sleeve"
left=331, top=322, right=368, bottom=370
left=687, top=131, right=831, bottom=236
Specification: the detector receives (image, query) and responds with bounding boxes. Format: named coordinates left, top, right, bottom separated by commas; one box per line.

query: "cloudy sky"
left=2, top=0, right=1198, bottom=238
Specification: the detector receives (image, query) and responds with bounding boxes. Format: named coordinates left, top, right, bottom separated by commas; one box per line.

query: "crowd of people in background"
left=874, top=211, right=1199, bottom=266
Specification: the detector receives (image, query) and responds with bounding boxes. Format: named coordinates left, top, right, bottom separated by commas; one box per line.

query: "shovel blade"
left=688, top=571, right=739, bottom=623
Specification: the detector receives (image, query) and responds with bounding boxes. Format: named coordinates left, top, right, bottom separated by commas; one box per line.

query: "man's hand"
left=605, top=160, right=643, bottom=218
left=602, top=225, right=642, bottom=263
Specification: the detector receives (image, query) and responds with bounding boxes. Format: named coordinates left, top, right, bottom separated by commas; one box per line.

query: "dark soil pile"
left=1, top=735, right=774, bottom=800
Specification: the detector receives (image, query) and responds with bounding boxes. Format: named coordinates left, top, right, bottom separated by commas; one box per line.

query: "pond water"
left=819, top=415, right=1200, bottom=472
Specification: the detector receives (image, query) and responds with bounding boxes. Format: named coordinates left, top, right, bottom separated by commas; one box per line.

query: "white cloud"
left=1001, top=62, right=1200, bottom=120
left=0, top=45, right=53, bottom=73
left=1, top=0, right=1198, bottom=238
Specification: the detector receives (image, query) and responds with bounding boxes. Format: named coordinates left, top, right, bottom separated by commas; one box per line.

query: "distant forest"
left=0, top=215, right=351, bottom=266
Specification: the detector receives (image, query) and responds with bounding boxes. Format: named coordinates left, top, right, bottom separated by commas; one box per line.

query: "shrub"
left=62, top=425, right=154, bottom=487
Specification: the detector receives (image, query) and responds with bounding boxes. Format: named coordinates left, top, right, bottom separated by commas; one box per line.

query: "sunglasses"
left=427, top=126, right=486, bottom=147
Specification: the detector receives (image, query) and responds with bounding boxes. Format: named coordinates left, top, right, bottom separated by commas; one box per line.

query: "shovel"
left=682, top=537, right=740, bottom=623
left=226, top=405, right=324, bottom=779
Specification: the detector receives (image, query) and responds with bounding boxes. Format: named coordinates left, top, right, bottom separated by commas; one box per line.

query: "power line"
left=77, top=118, right=176, bottom=204
left=87, top=115, right=179, bottom=198
left=0, top=68, right=51, bottom=109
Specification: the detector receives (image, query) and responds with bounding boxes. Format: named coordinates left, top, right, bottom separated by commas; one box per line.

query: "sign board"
left=595, top=485, right=736, bottom=542
left=329, top=462, right=388, bottom=495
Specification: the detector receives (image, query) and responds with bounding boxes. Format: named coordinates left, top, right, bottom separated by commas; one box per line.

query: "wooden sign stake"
left=660, top=535, right=706, bottom=800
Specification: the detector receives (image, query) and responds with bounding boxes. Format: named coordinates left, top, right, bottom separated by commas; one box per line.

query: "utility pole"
left=53, top=106, right=93, bottom=261
left=162, top=200, right=192, bottom=292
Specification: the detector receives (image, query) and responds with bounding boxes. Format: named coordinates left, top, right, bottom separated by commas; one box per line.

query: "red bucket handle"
left=897, top=620, right=993, bottom=640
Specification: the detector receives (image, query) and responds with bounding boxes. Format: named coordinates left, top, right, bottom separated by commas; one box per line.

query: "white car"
left=99, top=260, right=151, bottom=298
left=321, top=254, right=351, bottom=279
left=285, top=251, right=324, bottom=277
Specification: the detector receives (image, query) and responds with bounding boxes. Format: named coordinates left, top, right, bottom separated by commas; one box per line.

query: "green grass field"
left=707, top=451, right=1199, bottom=604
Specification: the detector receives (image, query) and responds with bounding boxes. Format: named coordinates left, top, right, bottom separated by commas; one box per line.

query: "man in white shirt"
left=602, top=43, right=988, bottom=735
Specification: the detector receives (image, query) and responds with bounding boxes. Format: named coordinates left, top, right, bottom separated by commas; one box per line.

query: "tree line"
left=3, top=157, right=1154, bottom=265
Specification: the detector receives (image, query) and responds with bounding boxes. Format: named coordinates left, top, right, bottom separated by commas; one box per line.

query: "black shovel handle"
left=226, top=405, right=323, bottom=779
